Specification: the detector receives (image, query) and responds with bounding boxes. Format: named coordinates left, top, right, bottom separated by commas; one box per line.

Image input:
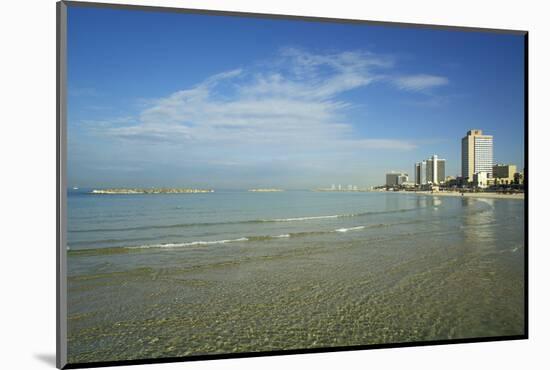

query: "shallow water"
left=66, top=191, right=525, bottom=363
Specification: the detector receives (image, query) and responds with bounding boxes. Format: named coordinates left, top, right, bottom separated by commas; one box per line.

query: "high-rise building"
left=436, top=158, right=446, bottom=184
left=415, top=161, right=427, bottom=185
left=426, top=158, right=433, bottom=184
left=415, top=155, right=445, bottom=185
left=462, top=129, right=493, bottom=182
left=386, top=172, right=408, bottom=186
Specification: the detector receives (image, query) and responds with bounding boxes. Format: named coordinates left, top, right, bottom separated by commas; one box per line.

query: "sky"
left=67, top=5, right=525, bottom=189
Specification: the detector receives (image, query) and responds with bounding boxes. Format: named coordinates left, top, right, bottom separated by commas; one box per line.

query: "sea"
left=66, top=189, right=525, bottom=363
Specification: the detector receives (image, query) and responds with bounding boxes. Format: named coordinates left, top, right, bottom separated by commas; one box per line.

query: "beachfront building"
left=445, top=176, right=459, bottom=187
left=514, top=172, right=524, bottom=185
left=473, top=171, right=489, bottom=188
left=386, top=172, right=408, bottom=186
left=415, top=155, right=446, bottom=185
left=493, top=164, right=517, bottom=185
left=462, top=129, right=494, bottom=183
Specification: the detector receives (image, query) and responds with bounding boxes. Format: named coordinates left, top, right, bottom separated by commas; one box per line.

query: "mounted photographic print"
left=56, top=1, right=528, bottom=368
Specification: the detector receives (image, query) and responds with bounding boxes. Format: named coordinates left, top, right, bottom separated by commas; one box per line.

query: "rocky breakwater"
left=90, top=188, right=215, bottom=194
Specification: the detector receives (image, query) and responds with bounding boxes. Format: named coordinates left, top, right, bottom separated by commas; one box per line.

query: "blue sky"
left=67, top=6, right=525, bottom=189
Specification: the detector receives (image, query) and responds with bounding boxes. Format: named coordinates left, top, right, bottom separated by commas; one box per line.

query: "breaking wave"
left=67, top=222, right=392, bottom=256
left=335, top=226, right=366, bottom=233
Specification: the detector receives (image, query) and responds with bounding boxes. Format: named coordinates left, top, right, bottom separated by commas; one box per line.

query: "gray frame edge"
left=57, top=1, right=68, bottom=368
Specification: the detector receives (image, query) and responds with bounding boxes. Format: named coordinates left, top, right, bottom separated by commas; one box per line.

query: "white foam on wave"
left=129, top=237, right=249, bottom=249
left=270, top=215, right=342, bottom=222
left=335, top=226, right=365, bottom=233
left=124, top=221, right=387, bottom=250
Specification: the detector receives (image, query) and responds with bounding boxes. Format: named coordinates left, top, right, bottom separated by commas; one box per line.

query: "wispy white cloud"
left=391, top=74, right=449, bottom=92
left=96, top=48, right=429, bottom=154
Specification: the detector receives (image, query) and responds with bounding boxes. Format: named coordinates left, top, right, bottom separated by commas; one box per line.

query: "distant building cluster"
left=383, top=129, right=524, bottom=191
left=385, top=172, right=409, bottom=187
left=461, top=129, right=524, bottom=189
left=329, top=184, right=359, bottom=191
left=493, top=164, right=517, bottom=185
left=414, top=155, right=446, bottom=186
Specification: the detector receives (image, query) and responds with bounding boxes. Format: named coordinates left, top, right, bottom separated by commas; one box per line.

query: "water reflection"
left=414, top=195, right=428, bottom=209
left=384, top=193, right=400, bottom=211
left=460, top=198, right=496, bottom=252
left=431, top=196, right=442, bottom=209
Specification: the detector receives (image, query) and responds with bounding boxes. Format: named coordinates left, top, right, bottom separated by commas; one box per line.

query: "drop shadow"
left=34, top=353, right=56, bottom=367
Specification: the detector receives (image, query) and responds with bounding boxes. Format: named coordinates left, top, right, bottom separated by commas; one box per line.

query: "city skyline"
left=67, top=7, right=525, bottom=189
left=384, top=128, right=524, bottom=189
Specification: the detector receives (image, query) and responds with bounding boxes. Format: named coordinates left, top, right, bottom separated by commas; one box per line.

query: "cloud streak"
left=391, top=74, right=449, bottom=92
left=98, top=48, right=438, bottom=152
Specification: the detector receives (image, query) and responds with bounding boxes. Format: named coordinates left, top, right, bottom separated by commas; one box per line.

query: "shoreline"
left=396, top=190, right=524, bottom=200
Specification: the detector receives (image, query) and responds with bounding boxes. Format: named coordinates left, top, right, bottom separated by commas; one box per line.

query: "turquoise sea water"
left=67, top=190, right=525, bottom=363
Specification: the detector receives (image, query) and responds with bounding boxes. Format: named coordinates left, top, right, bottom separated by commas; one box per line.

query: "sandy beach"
left=397, top=190, right=524, bottom=200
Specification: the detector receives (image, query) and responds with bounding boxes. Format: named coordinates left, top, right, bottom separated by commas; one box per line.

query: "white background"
left=1, top=0, right=548, bottom=369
